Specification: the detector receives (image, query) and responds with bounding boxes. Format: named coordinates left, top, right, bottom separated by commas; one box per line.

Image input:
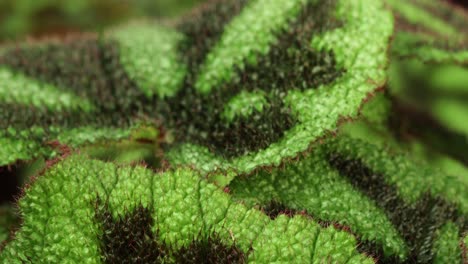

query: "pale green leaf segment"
left=109, top=23, right=186, bottom=98
left=222, top=91, right=267, bottom=122
left=0, top=137, right=51, bottom=166
left=0, top=156, right=374, bottom=263
left=0, top=126, right=133, bottom=167
left=432, top=222, right=462, bottom=264
left=0, top=67, right=94, bottom=111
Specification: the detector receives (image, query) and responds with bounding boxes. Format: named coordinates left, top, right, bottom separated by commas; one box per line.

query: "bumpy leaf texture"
left=0, top=0, right=467, bottom=263
left=0, top=153, right=377, bottom=263
left=1, top=136, right=466, bottom=263
left=0, top=0, right=392, bottom=171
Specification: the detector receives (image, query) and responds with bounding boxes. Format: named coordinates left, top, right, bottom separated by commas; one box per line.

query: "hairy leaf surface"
left=1, top=0, right=467, bottom=263
left=0, top=155, right=374, bottom=263
left=0, top=0, right=393, bottom=173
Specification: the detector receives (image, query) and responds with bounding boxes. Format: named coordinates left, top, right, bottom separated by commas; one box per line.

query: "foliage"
left=0, top=0, right=467, bottom=263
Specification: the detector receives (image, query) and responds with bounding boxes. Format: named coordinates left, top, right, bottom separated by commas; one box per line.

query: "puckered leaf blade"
left=0, top=155, right=374, bottom=263
left=0, top=0, right=393, bottom=175
left=166, top=0, right=394, bottom=175
left=230, top=136, right=468, bottom=262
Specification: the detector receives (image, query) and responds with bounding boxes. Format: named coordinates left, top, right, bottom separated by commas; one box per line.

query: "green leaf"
left=229, top=136, right=468, bottom=262
left=0, top=155, right=373, bottom=263
left=1, top=0, right=467, bottom=262
left=432, top=222, right=463, bottom=264
left=0, top=0, right=393, bottom=174
left=166, top=0, right=394, bottom=174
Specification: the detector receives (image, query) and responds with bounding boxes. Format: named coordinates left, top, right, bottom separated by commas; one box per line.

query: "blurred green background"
left=0, top=0, right=205, bottom=41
